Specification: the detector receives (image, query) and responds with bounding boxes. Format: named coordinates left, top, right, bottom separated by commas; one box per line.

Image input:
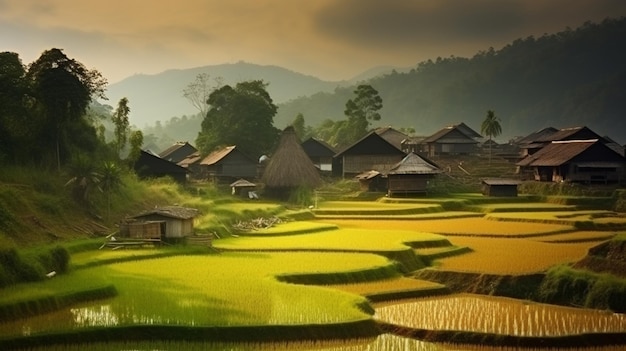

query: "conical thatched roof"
left=262, top=126, right=322, bottom=189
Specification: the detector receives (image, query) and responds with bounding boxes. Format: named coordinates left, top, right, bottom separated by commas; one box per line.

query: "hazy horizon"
left=3, top=0, right=626, bottom=84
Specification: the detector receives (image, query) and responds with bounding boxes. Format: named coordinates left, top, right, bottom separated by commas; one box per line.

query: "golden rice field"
left=434, top=236, right=595, bottom=274
left=530, top=231, right=618, bottom=243
left=327, top=277, right=445, bottom=296
left=485, top=210, right=625, bottom=225
left=214, top=227, right=447, bottom=251
left=322, top=218, right=574, bottom=237
left=375, top=294, right=626, bottom=337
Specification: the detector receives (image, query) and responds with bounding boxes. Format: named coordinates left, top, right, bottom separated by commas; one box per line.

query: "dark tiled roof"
left=515, top=127, right=558, bottom=145
left=133, top=206, right=199, bottom=220
left=422, top=125, right=479, bottom=144
left=482, top=178, right=521, bottom=185
left=334, top=130, right=405, bottom=158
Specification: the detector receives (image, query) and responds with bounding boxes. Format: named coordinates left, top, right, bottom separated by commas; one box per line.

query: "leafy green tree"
left=345, top=84, right=382, bottom=124
left=292, top=113, right=314, bottom=141
left=0, top=52, right=29, bottom=163
left=341, top=84, right=383, bottom=146
left=26, top=48, right=107, bottom=170
left=481, top=109, right=502, bottom=164
left=196, top=80, right=279, bottom=157
left=127, top=130, right=144, bottom=166
left=111, top=97, right=130, bottom=157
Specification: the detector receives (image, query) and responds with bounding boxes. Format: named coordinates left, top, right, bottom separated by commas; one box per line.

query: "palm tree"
left=98, top=162, right=123, bottom=221
left=481, top=110, right=502, bottom=164
left=65, top=155, right=102, bottom=204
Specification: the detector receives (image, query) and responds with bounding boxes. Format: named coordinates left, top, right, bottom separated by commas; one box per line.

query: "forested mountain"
left=275, top=17, right=626, bottom=144
left=105, top=61, right=361, bottom=127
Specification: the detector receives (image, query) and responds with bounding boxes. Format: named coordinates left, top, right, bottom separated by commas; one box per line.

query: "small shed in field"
left=131, top=206, right=199, bottom=238
left=230, top=178, right=257, bottom=198
left=355, top=170, right=386, bottom=192
left=481, top=179, right=521, bottom=197
left=386, top=152, right=441, bottom=196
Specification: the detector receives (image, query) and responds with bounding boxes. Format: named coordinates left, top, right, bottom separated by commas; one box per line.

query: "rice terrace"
left=2, top=183, right=626, bottom=351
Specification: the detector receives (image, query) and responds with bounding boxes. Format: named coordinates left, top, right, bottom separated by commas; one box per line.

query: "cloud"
left=314, top=0, right=626, bottom=50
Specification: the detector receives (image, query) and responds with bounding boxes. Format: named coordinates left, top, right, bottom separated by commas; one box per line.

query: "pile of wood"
left=232, top=216, right=283, bottom=232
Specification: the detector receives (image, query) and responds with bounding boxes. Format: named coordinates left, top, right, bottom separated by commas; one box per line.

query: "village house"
left=516, top=139, right=626, bottom=183
left=129, top=206, right=199, bottom=239
left=200, top=145, right=258, bottom=183
left=334, top=130, right=406, bottom=178
left=134, top=150, right=189, bottom=183
left=481, top=179, right=521, bottom=197
left=301, top=137, right=337, bottom=174
left=386, top=152, right=442, bottom=196
left=421, top=123, right=482, bottom=157
left=158, top=141, right=198, bottom=164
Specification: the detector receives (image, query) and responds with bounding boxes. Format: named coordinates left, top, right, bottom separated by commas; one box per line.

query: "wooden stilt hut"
left=261, top=126, right=323, bottom=199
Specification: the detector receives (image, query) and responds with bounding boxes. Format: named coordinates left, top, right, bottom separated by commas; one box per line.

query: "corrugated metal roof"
left=516, top=140, right=597, bottom=166
left=387, top=153, right=441, bottom=175
left=200, top=146, right=236, bottom=166
left=177, top=151, right=202, bottom=167
left=230, top=179, right=256, bottom=187
left=355, top=170, right=380, bottom=180
left=159, top=141, right=191, bottom=159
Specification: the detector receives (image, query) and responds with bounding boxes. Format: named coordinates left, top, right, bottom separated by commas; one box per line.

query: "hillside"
left=275, top=17, right=626, bottom=144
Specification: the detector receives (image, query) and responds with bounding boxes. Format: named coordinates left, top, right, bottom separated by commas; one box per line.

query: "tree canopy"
left=1, top=48, right=107, bottom=168
left=196, top=80, right=279, bottom=158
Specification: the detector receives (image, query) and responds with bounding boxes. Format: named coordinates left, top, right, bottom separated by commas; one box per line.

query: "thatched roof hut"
left=262, top=126, right=322, bottom=197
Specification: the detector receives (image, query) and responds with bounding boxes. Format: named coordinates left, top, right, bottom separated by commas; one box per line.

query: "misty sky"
left=2, top=0, right=626, bottom=83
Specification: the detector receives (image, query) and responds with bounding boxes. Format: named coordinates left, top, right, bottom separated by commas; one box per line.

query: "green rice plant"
left=0, top=252, right=388, bottom=338
left=0, top=334, right=439, bottom=351
left=540, top=265, right=626, bottom=312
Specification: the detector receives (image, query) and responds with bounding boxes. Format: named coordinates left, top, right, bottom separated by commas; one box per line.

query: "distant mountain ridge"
left=108, top=17, right=626, bottom=146
left=275, top=17, right=626, bottom=144
left=105, top=61, right=395, bottom=127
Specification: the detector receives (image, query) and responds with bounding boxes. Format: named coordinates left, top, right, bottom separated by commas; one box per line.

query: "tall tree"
left=26, top=48, right=107, bottom=170
left=481, top=109, right=502, bottom=164
left=342, top=84, right=383, bottom=146
left=183, top=73, right=223, bottom=117
left=111, top=97, right=130, bottom=157
left=196, top=80, right=279, bottom=157
left=0, top=52, right=28, bottom=163
left=127, top=130, right=144, bottom=166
